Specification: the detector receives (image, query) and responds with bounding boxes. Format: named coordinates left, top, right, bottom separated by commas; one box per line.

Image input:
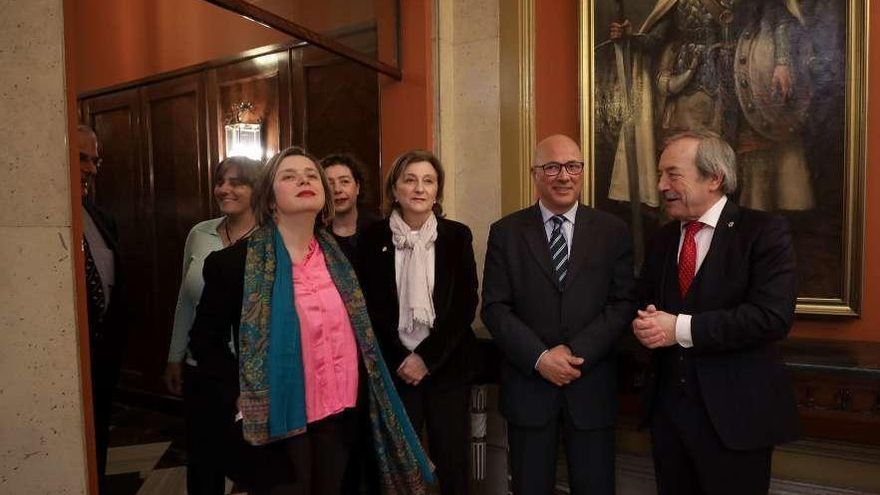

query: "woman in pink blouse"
left=189, top=147, right=432, bottom=495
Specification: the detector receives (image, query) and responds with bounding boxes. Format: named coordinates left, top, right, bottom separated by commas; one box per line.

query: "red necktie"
left=678, top=222, right=705, bottom=298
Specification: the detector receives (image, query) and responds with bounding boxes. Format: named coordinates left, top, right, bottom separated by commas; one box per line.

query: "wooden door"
left=80, top=89, right=156, bottom=393
left=299, top=51, right=382, bottom=213
left=137, top=73, right=211, bottom=395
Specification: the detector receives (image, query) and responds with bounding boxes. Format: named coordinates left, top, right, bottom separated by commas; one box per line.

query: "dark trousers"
left=651, top=388, right=773, bottom=495
left=183, top=364, right=226, bottom=495
left=90, top=338, right=122, bottom=493
left=508, top=409, right=615, bottom=495
left=398, top=382, right=471, bottom=495
left=252, top=409, right=358, bottom=495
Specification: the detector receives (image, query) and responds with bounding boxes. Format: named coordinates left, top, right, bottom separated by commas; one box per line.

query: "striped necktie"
left=549, top=215, right=569, bottom=287
left=83, top=236, right=107, bottom=317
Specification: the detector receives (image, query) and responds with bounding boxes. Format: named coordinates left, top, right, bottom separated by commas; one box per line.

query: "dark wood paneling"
left=81, top=90, right=155, bottom=392
left=211, top=52, right=287, bottom=168
left=303, top=57, right=381, bottom=212
left=138, top=74, right=210, bottom=394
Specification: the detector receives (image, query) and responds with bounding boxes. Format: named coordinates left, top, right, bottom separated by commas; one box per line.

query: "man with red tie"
left=632, top=130, right=800, bottom=494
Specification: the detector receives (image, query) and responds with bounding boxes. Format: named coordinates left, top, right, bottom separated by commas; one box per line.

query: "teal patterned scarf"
left=238, top=223, right=434, bottom=493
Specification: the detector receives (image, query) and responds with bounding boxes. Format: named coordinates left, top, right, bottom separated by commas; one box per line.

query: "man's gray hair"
left=665, top=130, right=737, bottom=194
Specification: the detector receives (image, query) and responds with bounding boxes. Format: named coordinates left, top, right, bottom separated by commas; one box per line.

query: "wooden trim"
left=290, top=49, right=307, bottom=147
left=202, top=0, right=401, bottom=80
left=63, top=0, right=99, bottom=490
left=499, top=0, right=536, bottom=215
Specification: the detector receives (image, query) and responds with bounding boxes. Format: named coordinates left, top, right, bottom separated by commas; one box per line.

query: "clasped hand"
left=397, top=352, right=429, bottom=386
left=632, top=304, right=677, bottom=349
left=537, top=345, right=585, bottom=387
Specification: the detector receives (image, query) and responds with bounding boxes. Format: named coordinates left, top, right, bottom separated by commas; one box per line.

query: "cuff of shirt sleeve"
left=675, top=314, right=694, bottom=348
left=534, top=349, right=550, bottom=370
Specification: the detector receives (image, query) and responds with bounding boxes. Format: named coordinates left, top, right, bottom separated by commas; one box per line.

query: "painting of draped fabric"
left=582, top=0, right=865, bottom=315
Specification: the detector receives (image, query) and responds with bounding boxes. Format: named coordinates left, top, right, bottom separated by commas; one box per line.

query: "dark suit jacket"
left=358, top=217, right=480, bottom=389
left=639, top=200, right=800, bottom=450
left=83, top=200, right=128, bottom=361
left=185, top=240, right=303, bottom=487
left=188, top=240, right=247, bottom=406
left=331, top=207, right=382, bottom=272
left=481, top=204, right=636, bottom=429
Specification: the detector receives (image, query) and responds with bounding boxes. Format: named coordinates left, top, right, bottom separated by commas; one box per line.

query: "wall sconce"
left=225, top=102, right=263, bottom=160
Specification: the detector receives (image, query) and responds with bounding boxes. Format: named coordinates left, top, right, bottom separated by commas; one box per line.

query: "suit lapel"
left=565, top=204, right=594, bottom=287
left=659, top=224, right=680, bottom=308
left=521, top=204, right=557, bottom=286
left=83, top=200, right=118, bottom=252
left=378, top=222, right=400, bottom=326
left=689, top=200, right=740, bottom=302
left=432, top=220, right=450, bottom=307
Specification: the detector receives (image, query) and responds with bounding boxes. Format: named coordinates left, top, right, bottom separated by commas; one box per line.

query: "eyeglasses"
left=79, top=152, right=103, bottom=169
left=533, top=161, right=584, bottom=176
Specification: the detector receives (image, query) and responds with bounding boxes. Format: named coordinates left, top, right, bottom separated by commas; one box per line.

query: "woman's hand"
left=164, top=361, right=183, bottom=396
left=397, top=353, right=429, bottom=386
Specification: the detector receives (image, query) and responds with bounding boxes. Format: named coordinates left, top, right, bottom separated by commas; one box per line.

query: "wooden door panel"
left=81, top=90, right=155, bottom=390
left=303, top=58, right=381, bottom=212
left=139, top=74, right=210, bottom=394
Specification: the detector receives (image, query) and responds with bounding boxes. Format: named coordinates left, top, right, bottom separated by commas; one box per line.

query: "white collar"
left=681, top=195, right=727, bottom=231
left=538, top=200, right=578, bottom=225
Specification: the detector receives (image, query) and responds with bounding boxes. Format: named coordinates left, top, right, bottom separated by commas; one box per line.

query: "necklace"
left=224, top=218, right=257, bottom=246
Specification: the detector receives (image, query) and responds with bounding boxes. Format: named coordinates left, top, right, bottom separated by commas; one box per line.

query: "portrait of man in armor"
left=590, top=0, right=855, bottom=305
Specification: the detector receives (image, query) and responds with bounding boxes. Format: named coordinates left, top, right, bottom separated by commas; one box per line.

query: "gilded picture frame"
left=579, top=0, right=866, bottom=316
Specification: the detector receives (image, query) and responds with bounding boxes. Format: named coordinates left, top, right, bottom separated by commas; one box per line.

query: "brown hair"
left=254, top=146, right=334, bottom=227
left=214, top=156, right=263, bottom=210
left=320, top=152, right=369, bottom=206
left=383, top=149, right=445, bottom=216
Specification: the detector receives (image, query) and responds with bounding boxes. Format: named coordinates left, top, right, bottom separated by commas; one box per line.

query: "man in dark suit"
left=632, top=130, right=800, bottom=494
left=78, top=124, right=127, bottom=488
left=482, top=134, right=636, bottom=494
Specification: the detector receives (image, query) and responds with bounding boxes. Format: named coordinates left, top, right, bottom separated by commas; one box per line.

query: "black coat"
left=639, top=200, right=801, bottom=450
left=83, top=200, right=128, bottom=359
left=481, top=204, right=637, bottom=429
left=188, top=240, right=247, bottom=405
left=358, top=217, right=481, bottom=389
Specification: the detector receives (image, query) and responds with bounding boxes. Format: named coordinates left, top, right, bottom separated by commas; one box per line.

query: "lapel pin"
left=728, top=221, right=734, bottom=227
left=382, top=246, right=388, bottom=252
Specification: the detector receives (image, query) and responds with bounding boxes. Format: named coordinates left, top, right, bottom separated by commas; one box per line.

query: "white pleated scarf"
left=389, top=209, right=437, bottom=340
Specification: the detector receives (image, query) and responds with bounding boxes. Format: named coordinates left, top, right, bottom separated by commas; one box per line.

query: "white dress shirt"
left=674, top=195, right=728, bottom=347
left=534, top=201, right=579, bottom=368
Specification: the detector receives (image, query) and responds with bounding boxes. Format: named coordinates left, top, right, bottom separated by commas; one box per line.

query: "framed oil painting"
left=579, top=0, right=866, bottom=315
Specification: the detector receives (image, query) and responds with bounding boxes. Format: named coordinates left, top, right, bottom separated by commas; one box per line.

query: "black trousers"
left=90, top=336, right=122, bottom=493
left=651, top=387, right=773, bottom=495
left=398, top=381, right=471, bottom=495
left=508, top=408, right=615, bottom=495
left=251, top=409, right=358, bottom=495
left=183, top=363, right=226, bottom=495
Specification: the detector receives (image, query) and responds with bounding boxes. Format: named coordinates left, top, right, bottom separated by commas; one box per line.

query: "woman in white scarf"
left=358, top=150, right=481, bottom=494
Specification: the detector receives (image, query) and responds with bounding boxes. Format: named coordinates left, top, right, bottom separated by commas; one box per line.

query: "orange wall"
left=73, top=0, right=427, bottom=176
left=533, top=0, right=880, bottom=342
left=378, top=0, right=433, bottom=173
left=535, top=0, right=580, bottom=141
left=74, top=0, right=292, bottom=93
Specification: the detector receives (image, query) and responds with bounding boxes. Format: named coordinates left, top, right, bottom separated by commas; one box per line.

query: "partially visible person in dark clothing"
left=320, top=153, right=380, bottom=266
left=78, top=124, right=129, bottom=492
